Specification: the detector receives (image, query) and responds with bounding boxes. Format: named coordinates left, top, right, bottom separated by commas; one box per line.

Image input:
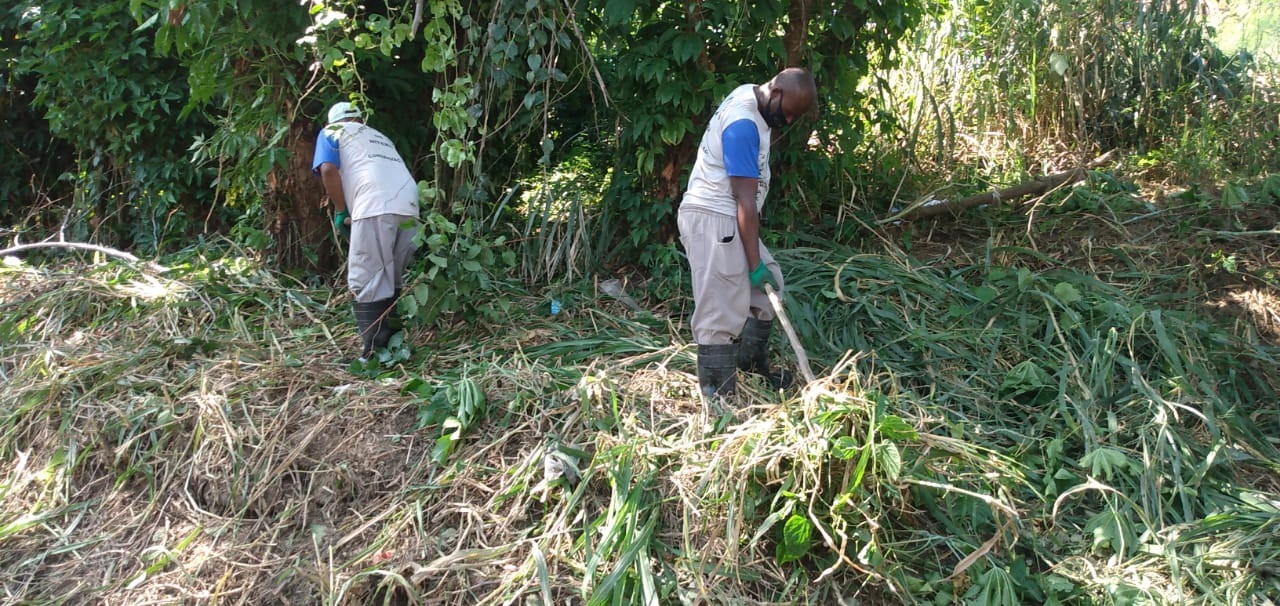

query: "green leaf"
left=1000, top=360, right=1050, bottom=397
left=540, top=136, right=554, bottom=165
left=1016, top=267, right=1034, bottom=292
left=432, top=417, right=465, bottom=463
left=1046, top=437, right=1064, bottom=466
left=1079, top=447, right=1133, bottom=481
left=875, top=441, right=902, bottom=481
left=133, top=11, right=159, bottom=33
left=400, top=293, right=419, bottom=314
left=877, top=415, right=918, bottom=441
left=1222, top=183, right=1248, bottom=209
left=522, top=90, right=545, bottom=109
left=776, top=514, right=812, bottom=564
left=603, top=0, right=636, bottom=24
left=973, top=285, right=998, bottom=303
left=832, top=436, right=860, bottom=459
left=671, top=33, right=703, bottom=63
left=432, top=432, right=456, bottom=463
left=1053, top=282, right=1082, bottom=305
left=1085, top=508, right=1135, bottom=556
left=1049, top=52, right=1069, bottom=76
left=659, top=120, right=686, bottom=145
left=1043, top=574, right=1075, bottom=593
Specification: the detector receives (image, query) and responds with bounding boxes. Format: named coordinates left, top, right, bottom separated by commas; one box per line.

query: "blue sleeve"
left=311, top=129, right=341, bottom=175
left=721, top=119, right=759, bottom=178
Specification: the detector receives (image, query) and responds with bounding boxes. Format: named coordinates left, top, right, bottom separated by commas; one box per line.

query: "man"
left=312, top=100, right=420, bottom=361
left=678, top=67, right=816, bottom=398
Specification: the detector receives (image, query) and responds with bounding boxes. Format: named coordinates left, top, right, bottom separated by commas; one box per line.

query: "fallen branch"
left=886, top=150, right=1117, bottom=223
left=1207, top=228, right=1280, bottom=238
left=0, top=241, right=168, bottom=272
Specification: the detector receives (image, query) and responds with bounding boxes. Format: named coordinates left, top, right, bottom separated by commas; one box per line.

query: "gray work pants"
left=678, top=207, right=783, bottom=345
left=349, top=213, right=418, bottom=303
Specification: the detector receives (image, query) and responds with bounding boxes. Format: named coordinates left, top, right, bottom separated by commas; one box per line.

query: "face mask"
left=761, top=90, right=789, bottom=128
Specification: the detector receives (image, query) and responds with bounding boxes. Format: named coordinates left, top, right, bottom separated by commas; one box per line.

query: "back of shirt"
left=680, top=84, right=772, bottom=217
left=312, top=122, right=419, bottom=220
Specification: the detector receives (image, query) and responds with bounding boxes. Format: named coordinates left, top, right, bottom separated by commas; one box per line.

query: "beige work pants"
left=349, top=213, right=418, bottom=303
left=678, top=207, right=783, bottom=345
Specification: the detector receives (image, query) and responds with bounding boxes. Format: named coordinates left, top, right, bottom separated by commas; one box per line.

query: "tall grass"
left=501, top=139, right=613, bottom=285
left=885, top=0, right=1280, bottom=185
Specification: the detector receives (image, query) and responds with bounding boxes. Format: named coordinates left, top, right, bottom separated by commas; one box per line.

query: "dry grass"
left=0, top=257, right=884, bottom=604
left=1, top=261, right=424, bottom=603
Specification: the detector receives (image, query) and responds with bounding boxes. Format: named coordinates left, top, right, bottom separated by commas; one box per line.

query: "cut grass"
left=1, top=188, right=1278, bottom=604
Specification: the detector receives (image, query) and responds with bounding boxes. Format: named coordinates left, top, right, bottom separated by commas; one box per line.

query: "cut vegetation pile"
left=2, top=177, right=1280, bottom=604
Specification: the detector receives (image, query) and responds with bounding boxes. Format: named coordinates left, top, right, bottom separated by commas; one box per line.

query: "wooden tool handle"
left=763, top=283, right=816, bottom=384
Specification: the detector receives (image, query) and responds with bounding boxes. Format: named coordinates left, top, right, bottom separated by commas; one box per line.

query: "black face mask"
left=761, top=90, right=789, bottom=128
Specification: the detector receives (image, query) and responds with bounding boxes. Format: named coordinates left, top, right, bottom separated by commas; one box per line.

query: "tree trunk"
left=264, top=118, right=339, bottom=273
left=784, top=0, right=812, bottom=66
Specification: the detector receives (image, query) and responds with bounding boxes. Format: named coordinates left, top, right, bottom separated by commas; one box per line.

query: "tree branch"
left=887, top=151, right=1118, bottom=223
left=0, top=241, right=168, bottom=272
left=1207, top=228, right=1280, bottom=237
left=410, top=0, right=423, bottom=38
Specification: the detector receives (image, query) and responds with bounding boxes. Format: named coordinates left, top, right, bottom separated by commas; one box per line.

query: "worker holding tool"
left=678, top=67, right=817, bottom=398
left=312, top=100, right=420, bottom=361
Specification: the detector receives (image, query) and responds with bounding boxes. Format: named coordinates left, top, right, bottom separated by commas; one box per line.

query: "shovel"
left=763, top=283, right=816, bottom=384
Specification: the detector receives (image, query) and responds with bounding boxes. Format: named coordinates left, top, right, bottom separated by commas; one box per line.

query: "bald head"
left=757, top=67, right=816, bottom=127
left=771, top=68, right=816, bottom=108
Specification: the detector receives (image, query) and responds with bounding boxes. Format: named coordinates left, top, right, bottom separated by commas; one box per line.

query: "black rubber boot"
left=697, top=343, right=738, bottom=398
left=736, top=318, right=794, bottom=390
left=353, top=301, right=387, bottom=359
left=373, top=298, right=398, bottom=349
left=390, top=288, right=403, bottom=332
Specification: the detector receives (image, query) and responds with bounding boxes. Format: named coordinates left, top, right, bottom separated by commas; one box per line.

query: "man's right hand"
left=334, top=210, right=351, bottom=237
left=749, top=261, right=779, bottom=292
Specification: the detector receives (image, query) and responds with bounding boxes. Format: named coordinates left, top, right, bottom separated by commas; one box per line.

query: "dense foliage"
left=6, top=0, right=932, bottom=267
left=6, top=2, right=214, bottom=252
left=9, top=1, right=1275, bottom=271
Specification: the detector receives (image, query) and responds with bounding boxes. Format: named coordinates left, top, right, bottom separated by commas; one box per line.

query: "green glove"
left=749, top=261, right=779, bottom=292
left=334, top=210, right=351, bottom=237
